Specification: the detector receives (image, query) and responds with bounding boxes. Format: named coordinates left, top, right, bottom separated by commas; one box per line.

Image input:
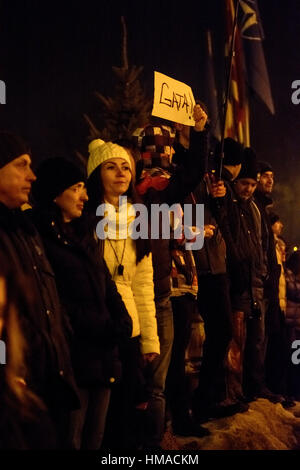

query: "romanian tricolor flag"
left=224, top=0, right=250, bottom=146
left=224, top=0, right=274, bottom=146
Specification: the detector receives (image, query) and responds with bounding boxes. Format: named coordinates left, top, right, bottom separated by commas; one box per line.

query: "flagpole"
left=218, top=0, right=240, bottom=180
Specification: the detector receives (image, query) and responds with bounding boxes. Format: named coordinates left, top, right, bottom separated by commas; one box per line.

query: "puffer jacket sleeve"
left=131, top=253, right=160, bottom=355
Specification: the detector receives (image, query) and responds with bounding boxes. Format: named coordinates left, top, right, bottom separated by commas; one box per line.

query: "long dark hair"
left=86, top=155, right=151, bottom=264
left=86, top=166, right=140, bottom=211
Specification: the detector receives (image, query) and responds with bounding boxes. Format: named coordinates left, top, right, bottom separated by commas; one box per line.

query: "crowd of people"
left=0, top=102, right=299, bottom=450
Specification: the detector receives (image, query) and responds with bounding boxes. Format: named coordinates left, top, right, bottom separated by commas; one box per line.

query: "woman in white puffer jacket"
left=86, top=138, right=159, bottom=448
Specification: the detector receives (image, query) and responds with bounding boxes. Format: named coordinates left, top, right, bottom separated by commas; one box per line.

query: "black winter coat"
left=187, top=180, right=227, bottom=276
left=212, top=184, right=267, bottom=313
left=0, top=203, right=79, bottom=412
left=30, top=207, right=132, bottom=388
left=254, top=191, right=281, bottom=302
left=0, top=371, right=56, bottom=449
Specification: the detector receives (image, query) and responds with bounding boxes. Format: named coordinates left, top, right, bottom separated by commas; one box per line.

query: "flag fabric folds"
left=224, top=0, right=275, bottom=145
left=239, top=0, right=275, bottom=114
left=225, top=0, right=250, bottom=145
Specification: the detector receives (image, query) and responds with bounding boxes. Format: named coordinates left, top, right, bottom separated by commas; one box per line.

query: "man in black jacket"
left=0, top=132, right=79, bottom=447
left=214, top=148, right=270, bottom=403
left=255, top=162, right=287, bottom=400
left=191, top=138, right=247, bottom=420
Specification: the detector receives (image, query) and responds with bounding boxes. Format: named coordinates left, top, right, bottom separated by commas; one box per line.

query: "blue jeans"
left=145, top=295, right=174, bottom=447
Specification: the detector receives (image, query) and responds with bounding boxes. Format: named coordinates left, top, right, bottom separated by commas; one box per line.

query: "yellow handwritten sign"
left=152, top=72, right=196, bottom=126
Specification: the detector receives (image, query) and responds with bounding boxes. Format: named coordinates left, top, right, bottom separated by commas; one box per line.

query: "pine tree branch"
left=84, top=16, right=151, bottom=142
left=75, top=150, right=88, bottom=165
left=94, top=92, right=114, bottom=110
left=83, top=113, right=101, bottom=139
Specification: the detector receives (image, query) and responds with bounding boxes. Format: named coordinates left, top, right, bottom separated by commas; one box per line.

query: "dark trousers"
left=286, top=326, right=300, bottom=398
left=47, top=408, right=70, bottom=449
left=103, top=337, right=145, bottom=450
left=165, top=294, right=196, bottom=424
left=227, top=299, right=267, bottom=401
left=69, top=386, right=111, bottom=449
left=243, top=300, right=267, bottom=396
left=194, top=273, right=232, bottom=407
left=265, top=302, right=289, bottom=395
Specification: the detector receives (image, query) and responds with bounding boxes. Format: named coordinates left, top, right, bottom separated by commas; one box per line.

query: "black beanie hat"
left=258, top=161, right=273, bottom=174
left=32, top=158, right=85, bottom=206
left=216, top=137, right=244, bottom=166
left=0, top=131, right=30, bottom=168
left=237, top=147, right=259, bottom=181
left=269, top=212, right=280, bottom=226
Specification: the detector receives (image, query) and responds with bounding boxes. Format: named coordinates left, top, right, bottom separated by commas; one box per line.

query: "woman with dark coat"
left=30, top=157, right=132, bottom=450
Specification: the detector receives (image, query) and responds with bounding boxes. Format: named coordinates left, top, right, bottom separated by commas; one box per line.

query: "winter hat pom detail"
left=87, top=139, right=132, bottom=177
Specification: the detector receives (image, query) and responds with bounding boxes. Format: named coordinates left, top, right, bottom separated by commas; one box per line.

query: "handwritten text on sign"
left=152, top=72, right=195, bottom=126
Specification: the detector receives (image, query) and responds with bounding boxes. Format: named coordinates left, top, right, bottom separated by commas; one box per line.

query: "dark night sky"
left=0, top=0, right=300, bottom=243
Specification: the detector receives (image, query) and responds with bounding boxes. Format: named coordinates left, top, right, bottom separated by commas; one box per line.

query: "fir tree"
left=84, top=16, right=152, bottom=142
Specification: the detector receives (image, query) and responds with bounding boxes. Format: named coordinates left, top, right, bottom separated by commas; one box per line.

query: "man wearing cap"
left=214, top=148, right=270, bottom=403
left=191, top=137, right=248, bottom=420
left=270, top=213, right=287, bottom=316
left=219, top=137, right=244, bottom=183
left=254, top=163, right=278, bottom=296
left=255, top=163, right=287, bottom=399
left=0, top=132, right=79, bottom=447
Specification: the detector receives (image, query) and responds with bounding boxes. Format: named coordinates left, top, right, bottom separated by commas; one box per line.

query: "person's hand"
left=209, top=180, right=226, bottom=198
left=173, top=104, right=208, bottom=147
left=142, top=352, right=159, bottom=365
left=174, top=122, right=190, bottom=149
left=204, top=224, right=215, bottom=238
left=185, top=225, right=215, bottom=240
left=193, top=104, right=208, bottom=132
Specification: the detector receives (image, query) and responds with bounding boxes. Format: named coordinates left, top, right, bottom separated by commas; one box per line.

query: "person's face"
left=54, top=182, right=88, bottom=222
left=0, top=154, right=36, bottom=208
left=258, top=171, right=274, bottom=193
left=234, top=178, right=257, bottom=201
left=0, top=277, right=6, bottom=337
left=272, top=220, right=283, bottom=236
left=100, top=158, right=132, bottom=200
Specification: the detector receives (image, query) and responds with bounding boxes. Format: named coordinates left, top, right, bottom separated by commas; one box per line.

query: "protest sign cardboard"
left=152, top=72, right=196, bottom=126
